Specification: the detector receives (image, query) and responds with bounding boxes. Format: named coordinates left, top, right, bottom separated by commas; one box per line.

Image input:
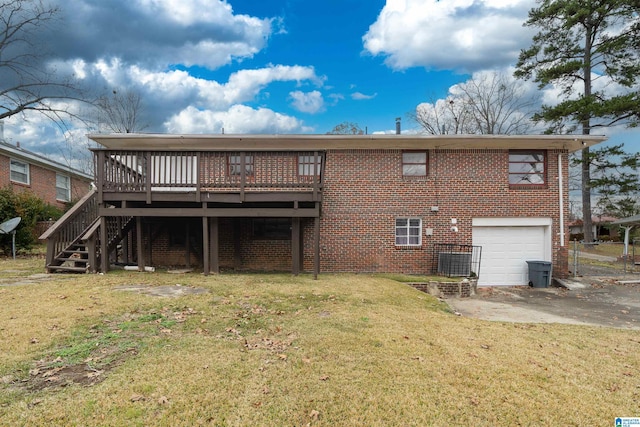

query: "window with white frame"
left=395, top=217, right=422, bottom=246
left=56, top=174, right=71, bottom=202
left=10, top=159, right=30, bottom=184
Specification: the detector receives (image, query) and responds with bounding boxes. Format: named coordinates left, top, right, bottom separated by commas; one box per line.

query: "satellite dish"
left=0, top=217, right=21, bottom=260
left=0, top=217, right=21, bottom=234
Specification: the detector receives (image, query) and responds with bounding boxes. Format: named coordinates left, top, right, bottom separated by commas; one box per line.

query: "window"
left=56, top=174, right=71, bottom=202
left=10, top=159, right=29, bottom=184
left=402, top=152, right=427, bottom=177
left=509, top=151, right=546, bottom=185
left=298, top=155, right=322, bottom=176
left=253, top=218, right=291, bottom=240
left=395, top=218, right=422, bottom=246
left=228, top=155, right=254, bottom=176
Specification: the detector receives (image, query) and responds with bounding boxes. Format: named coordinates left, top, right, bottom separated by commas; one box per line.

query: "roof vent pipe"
left=395, top=117, right=401, bottom=135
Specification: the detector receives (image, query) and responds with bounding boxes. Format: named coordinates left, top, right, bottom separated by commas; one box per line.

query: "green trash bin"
left=526, top=261, right=552, bottom=288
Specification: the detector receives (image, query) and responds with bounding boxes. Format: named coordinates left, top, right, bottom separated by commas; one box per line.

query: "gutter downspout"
left=558, top=153, right=565, bottom=247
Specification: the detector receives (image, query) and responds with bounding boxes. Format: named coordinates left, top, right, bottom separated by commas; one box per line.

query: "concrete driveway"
left=447, top=277, right=640, bottom=330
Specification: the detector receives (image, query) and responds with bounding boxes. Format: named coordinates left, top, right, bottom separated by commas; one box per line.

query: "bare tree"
left=326, top=121, right=364, bottom=135
left=412, top=71, right=537, bottom=135
left=94, top=89, right=148, bottom=133
left=412, top=97, right=474, bottom=134
left=0, top=0, right=83, bottom=123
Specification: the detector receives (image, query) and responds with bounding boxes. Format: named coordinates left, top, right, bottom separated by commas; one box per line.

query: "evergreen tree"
left=515, top=0, right=640, bottom=243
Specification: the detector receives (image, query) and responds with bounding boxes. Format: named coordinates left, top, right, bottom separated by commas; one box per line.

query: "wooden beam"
left=292, top=217, right=300, bottom=276
left=101, top=191, right=321, bottom=203
left=100, top=207, right=320, bottom=217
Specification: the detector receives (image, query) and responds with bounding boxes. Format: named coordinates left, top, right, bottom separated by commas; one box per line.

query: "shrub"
left=0, top=187, right=63, bottom=256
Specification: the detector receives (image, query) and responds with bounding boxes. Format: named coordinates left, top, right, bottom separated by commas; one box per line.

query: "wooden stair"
left=46, top=242, right=91, bottom=273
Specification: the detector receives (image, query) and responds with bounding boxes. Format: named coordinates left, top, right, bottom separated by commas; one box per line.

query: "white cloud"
left=351, top=92, right=377, bottom=100
left=164, top=105, right=311, bottom=134
left=289, top=90, right=325, bottom=114
left=363, top=0, right=534, bottom=72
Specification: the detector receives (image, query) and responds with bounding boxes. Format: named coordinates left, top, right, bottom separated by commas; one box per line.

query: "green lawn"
left=0, top=257, right=638, bottom=426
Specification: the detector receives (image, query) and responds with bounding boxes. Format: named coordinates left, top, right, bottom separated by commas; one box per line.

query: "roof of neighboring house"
left=569, top=215, right=619, bottom=227
left=0, top=140, right=92, bottom=181
left=89, top=133, right=607, bottom=153
left=612, top=214, right=640, bottom=226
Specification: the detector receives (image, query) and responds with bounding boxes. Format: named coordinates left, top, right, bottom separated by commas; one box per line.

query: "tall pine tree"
left=515, top=0, right=640, bottom=243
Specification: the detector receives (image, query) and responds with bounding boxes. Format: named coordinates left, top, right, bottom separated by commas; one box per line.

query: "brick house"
left=0, top=139, right=92, bottom=210
left=41, top=133, right=606, bottom=286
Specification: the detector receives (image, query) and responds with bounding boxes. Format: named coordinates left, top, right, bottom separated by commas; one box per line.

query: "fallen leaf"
left=319, top=376, right=329, bottom=381
left=412, top=356, right=424, bottom=362
left=160, top=328, right=172, bottom=334
left=278, top=354, right=288, bottom=361
left=130, top=394, right=145, bottom=402
left=201, top=318, right=207, bottom=323
left=302, top=358, right=312, bottom=364
left=263, top=386, right=270, bottom=394
left=158, top=396, right=169, bottom=404
left=30, top=338, right=39, bottom=344
left=310, top=410, right=320, bottom=420
left=57, top=295, right=67, bottom=300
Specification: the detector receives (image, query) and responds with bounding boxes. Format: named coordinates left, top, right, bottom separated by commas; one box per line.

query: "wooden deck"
left=95, top=150, right=324, bottom=205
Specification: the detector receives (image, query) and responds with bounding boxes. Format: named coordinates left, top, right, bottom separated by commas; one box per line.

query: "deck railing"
left=95, top=150, right=324, bottom=196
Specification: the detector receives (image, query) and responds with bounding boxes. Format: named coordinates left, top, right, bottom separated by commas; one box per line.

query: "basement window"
left=253, top=218, right=291, bottom=240
left=395, top=217, right=422, bottom=246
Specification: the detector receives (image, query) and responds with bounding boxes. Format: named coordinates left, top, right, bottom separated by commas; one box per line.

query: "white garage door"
left=473, top=219, right=551, bottom=286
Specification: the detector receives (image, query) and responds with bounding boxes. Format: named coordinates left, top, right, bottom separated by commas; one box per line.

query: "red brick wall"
left=123, top=149, right=571, bottom=277
left=0, top=153, right=91, bottom=210
left=307, top=148, right=569, bottom=275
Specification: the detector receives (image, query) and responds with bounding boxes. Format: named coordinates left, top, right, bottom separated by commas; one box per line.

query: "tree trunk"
left=581, top=147, right=594, bottom=243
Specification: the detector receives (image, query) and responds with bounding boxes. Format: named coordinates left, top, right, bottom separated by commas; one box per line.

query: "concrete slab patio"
left=447, top=277, right=640, bottom=330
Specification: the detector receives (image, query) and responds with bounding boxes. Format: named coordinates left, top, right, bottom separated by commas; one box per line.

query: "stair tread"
left=55, top=257, right=90, bottom=263
left=47, top=266, right=87, bottom=273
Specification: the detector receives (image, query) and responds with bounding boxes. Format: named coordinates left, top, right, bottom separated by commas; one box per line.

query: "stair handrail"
left=41, top=189, right=98, bottom=269
left=40, top=189, right=98, bottom=240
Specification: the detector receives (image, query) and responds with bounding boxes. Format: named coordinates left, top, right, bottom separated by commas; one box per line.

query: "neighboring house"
left=41, top=133, right=606, bottom=286
left=568, top=215, right=620, bottom=241
left=0, top=140, right=92, bottom=210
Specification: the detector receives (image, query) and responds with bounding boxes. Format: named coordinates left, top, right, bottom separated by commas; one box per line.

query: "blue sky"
left=1, top=0, right=637, bottom=167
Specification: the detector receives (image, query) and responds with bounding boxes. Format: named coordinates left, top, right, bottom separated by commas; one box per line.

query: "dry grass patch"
left=0, top=265, right=638, bottom=425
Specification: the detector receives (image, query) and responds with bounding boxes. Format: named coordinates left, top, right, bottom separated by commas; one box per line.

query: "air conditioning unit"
left=438, top=252, right=472, bottom=276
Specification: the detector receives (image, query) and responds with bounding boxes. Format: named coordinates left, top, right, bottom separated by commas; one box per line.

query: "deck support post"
left=202, top=210, right=209, bottom=275
left=292, top=217, right=301, bottom=275
left=211, top=217, right=219, bottom=274
left=100, top=216, right=108, bottom=273
left=136, top=216, right=145, bottom=271
left=313, top=213, right=320, bottom=280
